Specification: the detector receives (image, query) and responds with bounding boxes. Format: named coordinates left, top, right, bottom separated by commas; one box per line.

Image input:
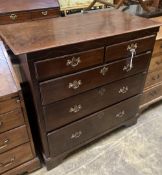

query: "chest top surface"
left=0, top=41, right=19, bottom=100
left=0, top=10, right=160, bottom=55
left=0, top=0, right=60, bottom=13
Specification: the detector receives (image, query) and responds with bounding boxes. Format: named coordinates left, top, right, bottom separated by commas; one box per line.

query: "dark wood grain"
left=48, top=95, right=140, bottom=157
left=44, top=73, right=146, bottom=132
left=105, top=35, right=155, bottom=62
left=35, top=47, right=104, bottom=81
left=0, top=10, right=160, bottom=55
left=40, top=52, right=151, bottom=105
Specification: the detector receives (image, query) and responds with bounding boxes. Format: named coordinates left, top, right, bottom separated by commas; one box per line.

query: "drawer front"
left=0, top=97, right=21, bottom=114
left=48, top=95, right=140, bottom=157
left=144, top=69, right=162, bottom=89
left=0, top=143, right=33, bottom=174
left=0, top=12, right=31, bottom=25
left=44, top=73, right=146, bottom=132
left=148, top=55, right=162, bottom=72
left=152, top=40, right=162, bottom=56
left=0, top=108, right=24, bottom=133
left=31, top=8, right=60, bottom=20
left=40, top=52, right=151, bottom=105
left=105, top=35, right=155, bottom=62
left=141, top=83, right=162, bottom=105
left=0, top=125, right=29, bottom=154
left=35, top=47, right=104, bottom=81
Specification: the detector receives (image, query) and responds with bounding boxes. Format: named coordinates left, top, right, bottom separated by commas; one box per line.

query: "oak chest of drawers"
left=140, top=17, right=162, bottom=111
left=0, top=0, right=60, bottom=25
left=0, top=10, right=160, bottom=170
left=0, top=41, right=41, bottom=174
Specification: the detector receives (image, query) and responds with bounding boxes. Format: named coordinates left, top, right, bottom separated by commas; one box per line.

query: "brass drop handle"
left=69, top=104, right=82, bottom=113
left=0, top=139, right=9, bottom=150
left=119, top=86, right=128, bottom=94
left=69, top=80, right=82, bottom=90
left=116, top=110, right=125, bottom=118
left=71, top=131, right=82, bottom=139
left=123, top=64, right=133, bottom=72
left=0, top=157, right=15, bottom=168
left=10, top=14, right=17, bottom=20
left=100, top=67, right=108, bottom=76
left=66, top=57, right=81, bottom=68
left=41, top=11, right=48, bottom=16
left=127, top=43, right=137, bottom=70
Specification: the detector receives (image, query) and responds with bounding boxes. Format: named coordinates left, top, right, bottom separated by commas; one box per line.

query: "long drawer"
left=35, top=47, right=104, bottom=81
left=44, top=73, right=146, bottom=132
left=105, top=35, right=155, bottom=62
left=144, top=69, right=162, bottom=89
left=0, top=125, right=29, bottom=154
left=148, top=54, right=162, bottom=73
left=0, top=108, right=24, bottom=133
left=48, top=95, right=140, bottom=157
left=40, top=52, right=151, bottom=105
left=0, top=143, right=33, bottom=174
left=0, top=97, right=21, bottom=115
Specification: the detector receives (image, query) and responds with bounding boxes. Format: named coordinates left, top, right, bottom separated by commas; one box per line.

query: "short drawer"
left=0, top=97, right=21, bottom=115
left=31, top=8, right=60, bottom=20
left=152, top=39, right=162, bottom=56
left=141, top=83, right=162, bottom=105
left=0, top=108, right=24, bottom=133
left=44, top=73, right=146, bottom=132
left=35, top=47, right=104, bottom=81
left=144, top=69, right=162, bottom=89
left=40, top=52, right=151, bottom=105
left=0, top=125, right=29, bottom=154
left=0, top=143, right=33, bottom=174
left=105, top=35, right=155, bottom=62
left=148, top=55, right=162, bottom=72
left=0, top=12, right=31, bottom=25
left=48, top=95, right=140, bottom=157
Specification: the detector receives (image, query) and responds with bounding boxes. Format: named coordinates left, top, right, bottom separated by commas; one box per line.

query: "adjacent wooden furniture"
left=140, top=17, right=162, bottom=111
left=0, top=10, right=159, bottom=170
left=0, top=0, right=60, bottom=25
left=116, top=0, right=150, bottom=11
left=0, top=41, right=41, bottom=174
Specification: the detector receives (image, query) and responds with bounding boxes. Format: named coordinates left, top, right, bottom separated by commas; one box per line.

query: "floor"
left=32, top=102, right=162, bottom=175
